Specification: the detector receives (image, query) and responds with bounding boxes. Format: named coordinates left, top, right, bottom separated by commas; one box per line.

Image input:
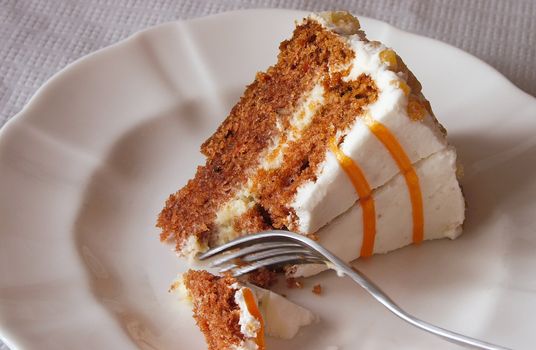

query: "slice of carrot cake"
left=173, top=270, right=316, bottom=350
left=157, top=11, right=465, bottom=268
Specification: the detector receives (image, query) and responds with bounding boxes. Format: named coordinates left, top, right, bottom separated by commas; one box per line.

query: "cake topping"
left=379, top=49, right=398, bottom=70
left=317, top=11, right=362, bottom=35
left=395, top=80, right=411, bottom=96
left=365, top=119, right=424, bottom=244
left=329, top=138, right=377, bottom=257
left=237, top=287, right=265, bottom=350
left=407, top=95, right=427, bottom=121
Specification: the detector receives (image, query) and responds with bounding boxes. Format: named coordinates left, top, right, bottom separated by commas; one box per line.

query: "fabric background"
left=0, top=0, right=535, bottom=348
left=1, top=0, right=536, bottom=127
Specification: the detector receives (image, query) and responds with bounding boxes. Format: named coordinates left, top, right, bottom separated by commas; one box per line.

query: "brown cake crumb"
left=182, top=270, right=243, bottom=350
left=312, top=284, right=322, bottom=295
left=286, top=277, right=304, bottom=289
left=247, top=267, right=278, bottom=289
left=233, top=205, right=272, bottom=235
left=307, top=232, right=320, bottom=241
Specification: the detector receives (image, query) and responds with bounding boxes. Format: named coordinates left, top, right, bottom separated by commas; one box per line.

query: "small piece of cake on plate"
left=173, top=270, right=316, bottom=350
left=157, top=11, right=465, bottom=272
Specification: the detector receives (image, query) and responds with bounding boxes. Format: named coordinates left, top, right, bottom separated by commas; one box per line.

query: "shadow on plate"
left=72, top=89, right=238, bottom=349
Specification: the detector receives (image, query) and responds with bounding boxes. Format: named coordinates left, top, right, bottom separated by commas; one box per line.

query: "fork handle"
left=335, top=262, right=511, bottom=350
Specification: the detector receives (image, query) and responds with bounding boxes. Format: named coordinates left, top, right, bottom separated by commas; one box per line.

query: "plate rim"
left=1, top=8, right=534, bottom=139
left=1, top=8, right=536, bottom=350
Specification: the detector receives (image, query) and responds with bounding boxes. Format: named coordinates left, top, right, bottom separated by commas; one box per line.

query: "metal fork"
left=199, top=230, right=510, bottom=350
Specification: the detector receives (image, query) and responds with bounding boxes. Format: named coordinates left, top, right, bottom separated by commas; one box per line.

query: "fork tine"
left=214, top=247, right=318, bottom=271
left=209, top=242, right=303, bottom=267
left=240, top=247, right=319, bottom=263
left=217, top=253, right=324, bottom=274
left=228, top=254, right=326, bottom=277
left=198, top=232, right=299, bottom=260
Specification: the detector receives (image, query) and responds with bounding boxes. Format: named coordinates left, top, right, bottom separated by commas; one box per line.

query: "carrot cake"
left=158, top=11, right=465, bottom=270
left=173, top=270, right=316, bottom=350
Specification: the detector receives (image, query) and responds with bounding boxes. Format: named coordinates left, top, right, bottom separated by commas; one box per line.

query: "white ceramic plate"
left=1, top=9, right=536, bottom=350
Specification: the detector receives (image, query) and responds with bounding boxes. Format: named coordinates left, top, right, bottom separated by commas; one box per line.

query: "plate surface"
left=1, top=9, right=536, bottom=350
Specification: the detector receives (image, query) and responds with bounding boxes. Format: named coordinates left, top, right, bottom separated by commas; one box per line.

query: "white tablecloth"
left=0, top=0, right=535, bottom=348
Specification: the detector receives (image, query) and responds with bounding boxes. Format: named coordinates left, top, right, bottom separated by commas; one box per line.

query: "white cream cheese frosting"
left=291, top=146, right=465, bottom=277
left=234, top=287, right=262, bottom=339
left=250, top=285, right=318, bottom=339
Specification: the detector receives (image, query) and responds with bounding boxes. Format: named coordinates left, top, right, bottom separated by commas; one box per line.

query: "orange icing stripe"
left=242, top=287, right=265, bottom=350
left=329, top=139, right=376, bottom=257
left=366, top=120, right=424, bottom=244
